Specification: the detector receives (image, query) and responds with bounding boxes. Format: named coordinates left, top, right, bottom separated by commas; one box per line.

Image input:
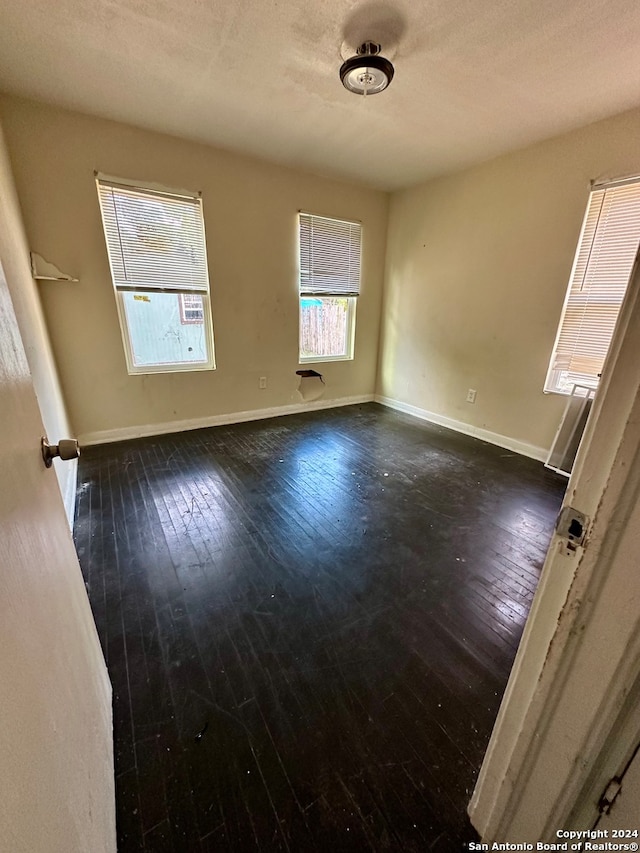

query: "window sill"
left=299, top=355, right=353, bottom=364
left=126, top=363, right=216, bottom=376
left=543, top=386, right=597, bottom=398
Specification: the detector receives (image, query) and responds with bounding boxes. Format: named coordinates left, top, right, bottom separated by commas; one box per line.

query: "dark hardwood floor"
left=73, top=403, right=566, bottom=852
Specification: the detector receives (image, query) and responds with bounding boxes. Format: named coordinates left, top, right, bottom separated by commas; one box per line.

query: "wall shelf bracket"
left=30, top=252, right=78, bottom=282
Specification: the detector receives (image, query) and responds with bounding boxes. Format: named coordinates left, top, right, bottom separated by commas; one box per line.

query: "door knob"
left=41, top=436, right=80, bottom=468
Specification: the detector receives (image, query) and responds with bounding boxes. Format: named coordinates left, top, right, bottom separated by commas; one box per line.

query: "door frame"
left=469, top=252, right=640, bottom=840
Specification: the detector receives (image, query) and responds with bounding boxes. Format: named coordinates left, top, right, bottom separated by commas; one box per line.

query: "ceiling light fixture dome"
left=340, top=41, right=394, bottom=95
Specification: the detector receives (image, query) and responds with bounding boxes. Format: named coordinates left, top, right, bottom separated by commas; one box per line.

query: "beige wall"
left=0, top=95, right=388, bottom=442
left=0, top=115, right=76, bottom=520
left=378, top=107, right=640, bottom=454
left=5, top=92, right=640, bottom=458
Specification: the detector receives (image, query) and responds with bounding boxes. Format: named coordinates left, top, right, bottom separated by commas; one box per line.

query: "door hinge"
left=598, top=777, right=622, bottom=815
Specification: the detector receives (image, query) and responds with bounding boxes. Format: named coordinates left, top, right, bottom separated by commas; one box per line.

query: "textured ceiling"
left=1, top=0, right=640, bottom=190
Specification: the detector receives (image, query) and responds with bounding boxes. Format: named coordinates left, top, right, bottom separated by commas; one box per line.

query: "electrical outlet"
left=259, top=376, right=267, bottom=390
left=466, top=388, right=477, bottom=404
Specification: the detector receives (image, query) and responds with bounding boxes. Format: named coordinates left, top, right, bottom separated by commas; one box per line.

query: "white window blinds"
left=299, top=213, right=362, bottom=296
left=545, top=180, right=640, bottom=394
left=97, top=180, right=209, bottom=292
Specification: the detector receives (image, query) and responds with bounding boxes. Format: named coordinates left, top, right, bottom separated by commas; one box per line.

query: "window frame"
left=298, top=295, right=357, bottom=364
left=96, top=175, right=216, bottom=376
left=114, top=289, right=215, bottom=376
left=297, top=211, right=362, bottom=364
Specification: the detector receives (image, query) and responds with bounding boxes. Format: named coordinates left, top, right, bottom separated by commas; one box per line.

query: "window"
left=298, top=212, right=361, bottom=362
left=96, top=177, right=215, bottom=373
left=545, top=178, right=640, bottom=394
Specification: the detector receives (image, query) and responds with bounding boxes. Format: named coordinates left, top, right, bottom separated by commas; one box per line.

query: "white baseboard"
left=79, top=394, right=375, bottom=446
left=374, top=394, right=548, bottom=462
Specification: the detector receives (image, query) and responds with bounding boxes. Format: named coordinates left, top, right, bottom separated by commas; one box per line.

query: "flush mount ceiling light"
left=340, top=41, right=394, bottom=95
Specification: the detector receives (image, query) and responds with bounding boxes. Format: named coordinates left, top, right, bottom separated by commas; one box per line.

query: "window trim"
left=96, top=176, right=216, bottom=375
left=297, top=212, right=361, bottom=363
left=114, top=291, right=215, bottom=376
left=298, top=296, right=357, bottom=364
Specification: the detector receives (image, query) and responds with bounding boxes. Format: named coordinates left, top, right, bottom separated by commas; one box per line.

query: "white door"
left=470, top=251, right=640, bottom=841
left=0, top=260, right=116, bottom=852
